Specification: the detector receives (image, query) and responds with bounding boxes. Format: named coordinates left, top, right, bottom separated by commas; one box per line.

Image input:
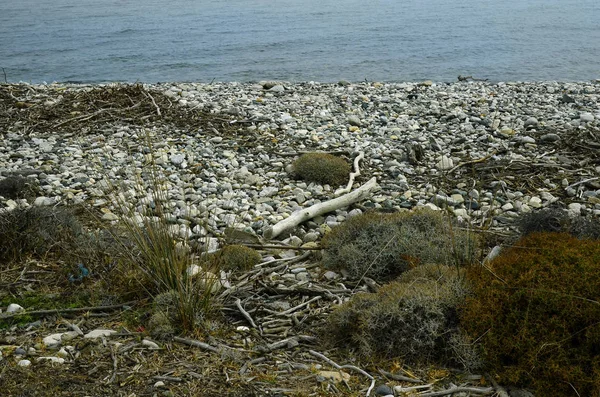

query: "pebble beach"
left=1, top=80, right=600, bottom=396
left=1, top=80, right=599, bottom=242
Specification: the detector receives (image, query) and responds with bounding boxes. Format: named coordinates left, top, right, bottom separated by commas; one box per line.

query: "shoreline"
left=1, top=80, right=599, bottom=239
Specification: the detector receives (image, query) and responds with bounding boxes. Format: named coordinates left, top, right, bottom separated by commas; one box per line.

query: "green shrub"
left=461, top=232, right=600, bottom=395
left=321, top=209, right=478, bottom=281
left=0, top=175, right=40, bottom=200
left=0, top=206, right=83, bottom=263
left=292, top=152, right=350, bottom=186
left=208, top=244, right=261, bottom=271
left=322, top=264, right=474, bottom=367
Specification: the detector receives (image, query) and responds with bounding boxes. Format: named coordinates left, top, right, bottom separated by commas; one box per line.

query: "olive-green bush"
left=209, top=244, right=261, bottom=272
left=321, top=209, right=478, bottom=281
left=322, top=264, right=476, bottom=368
left=519, top=207, right=600, bottom=240
left=292, top=152, right=350, bottom=187
left=462, top=232, right=600, bottom=395
left=0, top=206, right=83, bottom=263
left=0, top=176, right=40, bottom=200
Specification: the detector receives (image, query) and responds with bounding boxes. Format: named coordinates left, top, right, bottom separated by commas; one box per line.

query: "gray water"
left=1, top=0, right=599, bottom=84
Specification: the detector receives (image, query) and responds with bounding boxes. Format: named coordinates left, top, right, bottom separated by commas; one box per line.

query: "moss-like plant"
left=0, top=175, right=40, bottom=200
left=321, top=209, right=478, bottom=281
left=519, top=207, right=600, bottom=240
left=461, top=232, right=600, bottom=395
left=0, top=206, right=83, bottom=263
left=322, top=264, right=475, bottom=368
left=292, top=152, right=350, bottom=186
left=208, top=244, right=261, bottom=272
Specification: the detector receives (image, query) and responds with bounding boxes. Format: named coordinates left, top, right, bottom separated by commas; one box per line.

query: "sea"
left=1, top=0, right=599, bottom=84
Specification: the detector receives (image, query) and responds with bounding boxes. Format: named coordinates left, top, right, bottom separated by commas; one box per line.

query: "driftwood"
left=263, top=177, right=380, bottom=239
left=335, top=151, right=364, bottom=196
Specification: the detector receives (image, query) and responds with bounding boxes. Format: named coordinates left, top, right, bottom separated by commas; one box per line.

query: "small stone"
left=436, top=156, right=454, bottom=170
left=323, top=271, right=339, bottom=280
left=154, top=380, right=166, bottom=388
left=375, top=384, right=394, bottom=396
left=499, top=127, right=515, bottom=136
left=540, top=133, right=560, bottom=143
left=347, top=115, right=362, bottom=127
left=580, top=112, right=595, bottom=122
left=528, top=197, right=542, bottom=208
left=57, top=348, right=69, bottom=358
left=101, top=212, right=119, bottom=221
left=303, top=232, right=319, bottom=242
left=36, top=356, right=65, bottom=365
left=14, top=347, right=26, bottom=356
left=17, top=359, right=31, bottom=367
left=142, top=339, right=160, bottom=349
left=84, top=329, right=118, bottom=339
left=170, top=153, right=185, bottom=165
left=524, top=117, right=538, bottom=127
left=34, top=196, right=56, bottom=206
left=568, top=202, right=582, bottom=216
left=269, top=84, right=285, bottom=93
left=519, top=136, right=536, bottom=144
left=6, top=303, right=24, bottom=313
left=501, top=203, right=514, bottom=211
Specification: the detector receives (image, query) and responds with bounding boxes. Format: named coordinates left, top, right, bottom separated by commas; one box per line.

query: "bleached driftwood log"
left=263, top=177, right=380, bottom=240
left=334, top=151, right=364, bottom=196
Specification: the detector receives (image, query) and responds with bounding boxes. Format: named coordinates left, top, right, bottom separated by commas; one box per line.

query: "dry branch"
left=335, top=151, right=364, bottom=196
left=263, top=177, right=380, bottom=239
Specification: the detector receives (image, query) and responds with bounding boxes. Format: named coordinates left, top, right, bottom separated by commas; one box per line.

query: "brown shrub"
left=461, top=232, right=600, bottom=395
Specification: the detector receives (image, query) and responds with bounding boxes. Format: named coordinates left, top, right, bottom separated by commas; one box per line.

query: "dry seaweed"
left=0, top=83, right=244, bottom=138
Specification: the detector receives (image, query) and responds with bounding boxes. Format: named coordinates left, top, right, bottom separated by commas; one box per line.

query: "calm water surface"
left=1, top=0, right=599, bottom=83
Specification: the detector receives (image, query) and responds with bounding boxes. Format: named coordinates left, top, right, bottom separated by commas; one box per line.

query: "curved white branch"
left=335, top=151, right=364, bottom=196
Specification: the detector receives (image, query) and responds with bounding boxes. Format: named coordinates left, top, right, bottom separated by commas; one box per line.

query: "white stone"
left=580, top=112, right=595, bottom=122
left=142, top=339, right=160, bottom=349
left=501, top=203, right=514, bottom=211
left=528, top=196, right=542, bottom=208
left=17, top=359, right=31, bottom=367
left=450, top=194, right=465, bottom=204
left=269, top=84, right=285, bottom=92
left=568, top=203, right=582, bottom=216
left=170, top=153, right=185, bottom=165
left=453, top=208, right=470, bottom=219
left=36, top=356, right=65, bottom=364
left=34, top=196, right=56, bottom=206
left=83, top=329, right=117, bottom=339
left=57, top=348, right=69, bottom=358
left=436, top=156, right=454, bottom=170
left=6, top=303, right=24, bottom=313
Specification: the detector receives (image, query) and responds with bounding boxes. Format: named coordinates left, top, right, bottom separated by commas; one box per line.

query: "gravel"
left=1, top=80, right=599, bottom=242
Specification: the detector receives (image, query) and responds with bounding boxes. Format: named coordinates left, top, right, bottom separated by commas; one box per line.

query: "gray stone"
left=269, top=84, right=285, bottom=93
left=14, top=347, right=26, bottom=356
left=524, top=117, right=538, bottom=127
left=170, top=153, right=185, bottom=165
left=540, top=133, right=560, bottom=143
left=347, top=115, right=362, bottom=127
left=436, top=155, right=454, bottom=170
left=375, top=384, right=394, bottom=396
left=580, top=112, right=595, bottom=122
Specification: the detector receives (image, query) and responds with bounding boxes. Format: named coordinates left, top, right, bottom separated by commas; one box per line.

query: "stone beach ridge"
left=1, top=80, right=599, bottom=239
left=1, top=80, right=600, bottom=396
